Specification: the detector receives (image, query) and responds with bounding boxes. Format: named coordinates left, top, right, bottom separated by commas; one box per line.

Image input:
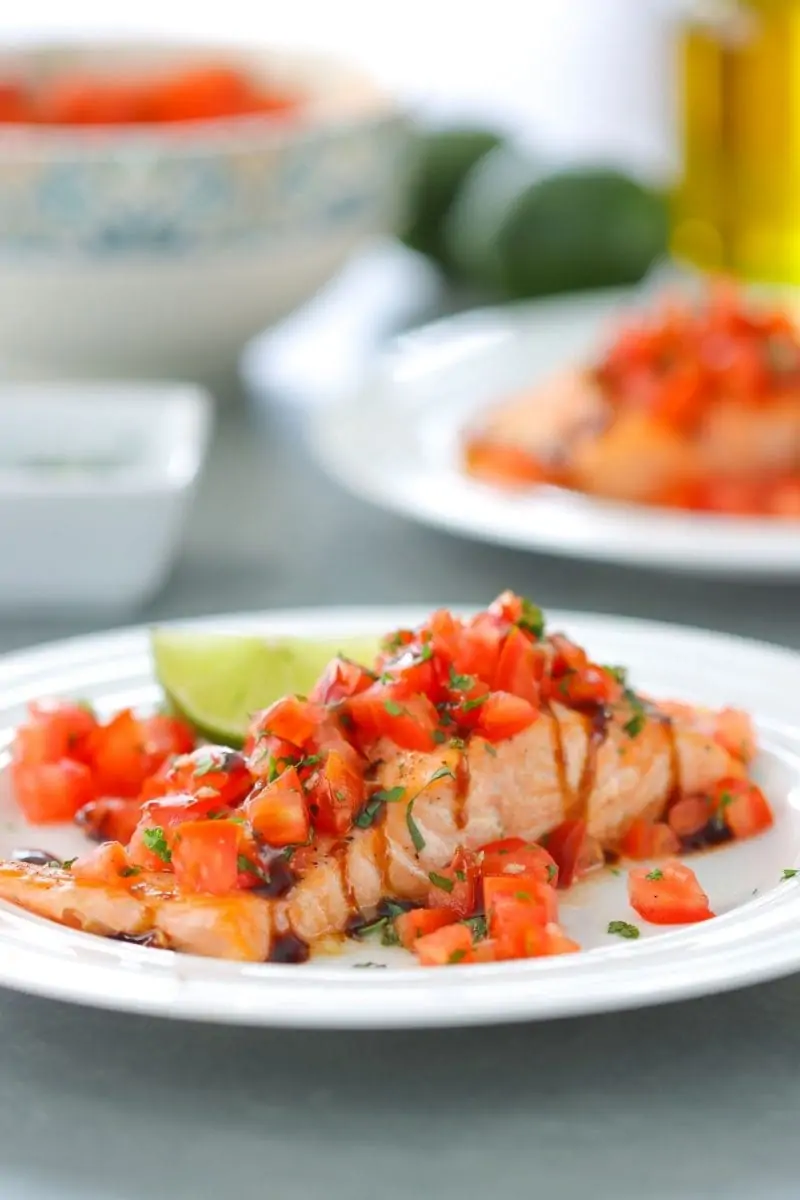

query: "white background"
left=0, top=1, right=679, bottom=179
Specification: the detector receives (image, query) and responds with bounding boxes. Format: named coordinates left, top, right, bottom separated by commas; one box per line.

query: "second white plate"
left=308, top=292, right=800, bottom=576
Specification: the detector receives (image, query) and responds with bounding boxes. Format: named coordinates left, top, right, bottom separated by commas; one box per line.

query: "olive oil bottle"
left=673, top=0, right=800, bottom=282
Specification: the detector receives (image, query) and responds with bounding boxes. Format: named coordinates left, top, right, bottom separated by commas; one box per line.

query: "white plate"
left=1, top=605, right=800, bottom=1029
left=308, top=292, right=800, bottom=576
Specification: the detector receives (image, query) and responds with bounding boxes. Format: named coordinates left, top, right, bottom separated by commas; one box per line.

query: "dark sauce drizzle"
left=269, top=933, right=310, bottom=964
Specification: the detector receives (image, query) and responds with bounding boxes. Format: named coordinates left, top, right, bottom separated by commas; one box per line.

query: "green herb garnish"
left=645, top=868, right=663, bottom=881
left=192, top=755, right=217, bottom=777
left=353, top=961, right=388, bottom=969
left=484, top=743, right=497, bottom=757
left=518, top=598, right=545, bottom=639
left=142, top=827, right=172, bottom=864
left=354, top=786, right=406, bottom=828
left=428, top=871, right=454, bottom=893
left=462, top=693, right=488, bottom=713
left=406, top=799, right=425, bottom=853
left=448, top=948, right=468, bottom=964
left=432, top=729, right=446, bottom=744
left=782, top=868, right=799, bottom=881
left=61, top=857, right=77, bottom=870
left=546, top=864, right=557, bottom=883
left=448, top=666, right=475, bottom=692
left=120, top=866, right=142, bottom=878
left=607, top=920, right=640, bottom=939
left=384, top=699, right=404, bottom=717
left=429, top=764, right=456, bottom=784
left=462, top=914, right=488, bottom=941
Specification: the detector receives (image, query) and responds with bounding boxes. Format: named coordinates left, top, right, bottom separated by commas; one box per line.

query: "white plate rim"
left=1, top=604, right=800, bottom=1029
left=307, top=297, right=800, bottom=577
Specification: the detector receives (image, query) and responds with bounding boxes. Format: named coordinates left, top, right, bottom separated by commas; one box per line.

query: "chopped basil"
left=623, top=689, right=647, bottom=738
left=384, top=699, right=404, bottom=717
left=428, top=871, right=454, bottom=893
left=605, top=665, right=628, bottom=685
left=514, top=890, right=533, bottom=902
left=418, top=643, right=433, bottom=662
left=142, top=827, right=172, bottom=864
left=352, top=915, right=400, bottom=947
left=455, top=869, right=466, bottom=882
left=462, top=693, right=488, bottom=713
left=609, top=867, right=622, bottom=877
left=448, top=948, right=468, bottom=964
left=428, top=764, right=456, bottom=784
left=782, top=868, right=799, bottom=881
left=607, top=920, right=640, bottom=939
left=717, top=790, right=733, bottom=810
left=237, top=854, right=267, bottom=881
left=61, top=857, right=77, bottom=870
left=462, top=914, right=487, bottom=941
left=297, top=754, right=322, bottom=771
left=353, top=961, right=388, bottom=969
left=645, top=868, right=663, bottom=881
left=432, top=729, right=447, bottom=744
left=484, top=743, right=497, bottom=758
left=448, top=666, right=475, bottom=692
left=518, top=598, right=545, bottom=640
left=406, top=799, right=425, bottom=853
left=119, top=866, right=142, bottom=878
left=546, top=864, right=557, bottom=883
left=354, top=786, right=406, bottom=829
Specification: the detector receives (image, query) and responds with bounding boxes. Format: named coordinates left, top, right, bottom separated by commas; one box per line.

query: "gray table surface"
left=2, top=353, right=800, bottom=1200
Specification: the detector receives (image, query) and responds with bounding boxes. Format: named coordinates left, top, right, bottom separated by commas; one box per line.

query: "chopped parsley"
left=237, top=854, right=268, bottom=881
left=462, top=914, right=488, bottom=941
left=418, top=643, right=433, bottom=662
left=517, top=598, right=545, bottom=640
left=384, top=699, right=405, bottom=717
left=623, top=689, right=647, bottom=738
left=432, top=729, right=446, bottom=744
left=142, top=827, right=172, bottom=864
left=484, top=743, right=497, bottom=758
left=448, top=948, right=468, bottom=964
left=448, top=666, right=475, bottom=692
left=604, top=665, right=628, bottom=685
left=462, top=693, right=488, bottom=713
left=546, top=864, right=557, bottom=883
left=645, top=868, right=663, bottom=881
left=406, top=799, right=425, bottom=853
left=782, top=868, right=799, bottom=881
left=119, top=866, right=142, bottom=878
left=354, top=914, right=400, bottom=947
left=61, top=857, right=77, bottom=870
left=429, top=764, right=456, bottom=784
left=353, top=786, right=406, bottom=828
left=428, top=871, right=454, bottom=893
left=353, top=961, right=388, bottom=969
left=297, top=754, right=322, bottom=771
left=455, top=869, right=466, bottom=882
left=607, top=920, right=640, bottom=940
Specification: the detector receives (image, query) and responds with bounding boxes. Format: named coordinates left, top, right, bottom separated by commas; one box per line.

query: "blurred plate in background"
left=308, top=291, right=800, bottom=577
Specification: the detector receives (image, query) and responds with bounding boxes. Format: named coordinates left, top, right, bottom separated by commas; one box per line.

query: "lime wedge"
left=151, top=629, right=381, bottom=747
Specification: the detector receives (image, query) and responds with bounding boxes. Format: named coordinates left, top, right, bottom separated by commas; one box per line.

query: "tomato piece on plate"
left=139, top=714, right=195, bottom=762
left=88, top=709, right=156, bottom=798
left=309, top=657, right=375, bottom=705
left=545, top=819, right=603, bottom=887
left=712, top=777, right=774, bottom=840
left=306, top=749, right=364, bottom=836
left=171, top=819, right=241, bottom=894
left=427, top=847, right=479, bottom=917
left=493, top=627, right=543, bottom=706
left=488, top=896, right=551, bottom=959
left=628, top=859, right=714, bottom=925
left=71, top=840, right=136, bottom=884
left=75, top=796, right=143, bottom=845
left=12, top=759, right=95, bottom=824
left=395, top=907, right=457, bottom=951
left=543, top=924, right=581, bottom=955
left=249, top=696, right=325, bottom=750
left=479, top=837, right=558, bottom=886
left=620, top=819, right=681, bottom=860
left=475, top=692, right=538, bottom=742
left=414, top=922, right=474, bottom=966
left=13, top=700, right=98, bottom=766
left=243, top=766, right=310, bottom=847
left=667, top=797, right=711, bottom=840
left=483, top=874, right=558, bottom=925
left=347, top=685, right=439, bottom=753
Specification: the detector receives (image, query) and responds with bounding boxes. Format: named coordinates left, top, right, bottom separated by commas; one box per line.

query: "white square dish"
left=0, top=381, right=213, bottom=614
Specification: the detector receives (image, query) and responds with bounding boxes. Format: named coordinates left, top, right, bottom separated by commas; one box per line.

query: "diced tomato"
left=88, top=709, right=157, bottom=798
left=395, top=907, right=457, bottom=951
left=447, top=679, right=493, bottom=731
left=483, top=874, right=558, bottom=925
left=249, top=696, right=325, bottom=750
left=424, top=609, right=463, bottom=664
left=427, top=847, right=479, bottom=917
left=546, top=663, right=622, bottom=708
left=309, top=656, right=375, bottom=705
left=667, top=797, right=710, bottom=840
left=488, top=590, right=524, bottom=627
left=171, top=819, right=241, bottom=894
left=549, top=633, right=588, bottom=677
left=306, top=749, right=364, bottom=836
left=414, top=922, right=474, bottom=966
left=347, top=684, right=439, bottom=753
left=628, top=859, right=714, bottom=925
left=139, top=713, right=195, bottom=761
left=475, top=692, right=538, bottom=742
left=246, top=736, right=298, bottom=782
left=127, top=825, right=173, bottom=872
left=145, top=746, right=252, bottom=808
left=542, top=924, right=581, bottom=955
left=71, top=840, right=136, bottom=884
left=479, top=837, right=558, bottom=886
left=712, top=708, right=757, bottom=763
left=493, top=627, right=544, bottom=706
left=140, top=791, right=230, bottom=829
left=620, top=819, right=681, bottom=860
left=234, top=832, right=270, bottom=889
left=243, top=767, right=310, bottom=846
left=13, top=700, right=98, bottom=766
left=12, top=759, right=95, bottom=824
left=711, top=777, right=774, bottom=840
left=379, top=646, right=438, bottom=700
left=470, top=938, right=501, bottom=963
left=75, top=796, right=143, bottom=845
left=545, top=819, right=603, bottom=887
left=452, top=613, right=504, bottom=687
left=489, top=896, right=552, bottom=959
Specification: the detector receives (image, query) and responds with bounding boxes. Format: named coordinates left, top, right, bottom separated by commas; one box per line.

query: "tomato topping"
left=247, top=736, right=299, bottom=781
left=545, top=819, right=603, bottom=887
left=250, top=697, right=325, bottom=750
left=75, top=796, right=143, bottom=845
left=146, top=746, right=252, bottom=808
left=488, top=896, right=552, bottom=959
left=628, top=859, right=714, bottom=925
left=480, top=837, right=558, bottom=885
left=395, top=907, right=457, bottom=951
left=347, top=685, right=439, bottom=753
left=140, top=791, right=229, bottom=829
left=711, top=777, right=774, bottom=840
left=493, top=627, right=543, bottom=706
left=483, top=874, right=558, bottom=925
left=453, top=614, right=504, bottom=687
left=620, top=819, right=681, bottom=860
left=13, top=700, right=98, bottom=766
left=666, top=798, right=711, bottom=840
left=71, top=840, right=136, bottom=884
left=12, top=759, right=94, bottom=824
left=424, top=609, right=463, bottom=664
left=127, top=825, right=173, bottom=872
left=88, top=709, right=175, bottom=798
left=427, top=847, right=479, bottom=917
left=243, top=767, right=310, bottom=847
left=549, top=634, right=588, bottom=677
left=309, top=656, right=375, bottom=705
left=414, top=922, right=474, bottom=966
left=306, top=749, right=364, bottom=836
left=171, top=819, right=241, bottom=894
left=475, top=692, right=538, bottom=741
